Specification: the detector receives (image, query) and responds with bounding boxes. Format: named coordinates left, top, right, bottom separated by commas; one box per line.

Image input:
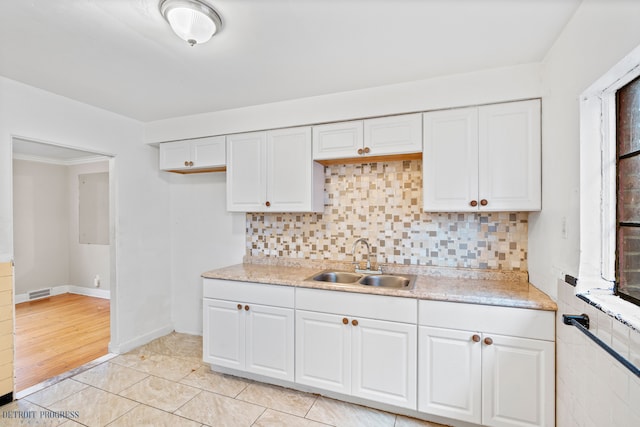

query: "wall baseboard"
left=109, top=324, right=174, bottom=354
left=15, top=285, right=110, bottom=304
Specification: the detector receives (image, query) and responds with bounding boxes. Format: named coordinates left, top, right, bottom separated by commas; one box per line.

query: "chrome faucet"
left=352, top=238, right=372, bottom=271
left=351, top=238, right=382, bottom=273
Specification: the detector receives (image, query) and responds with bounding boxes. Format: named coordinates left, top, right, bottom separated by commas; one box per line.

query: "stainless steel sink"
left=358, top=274, right=412, bottom=288
left=308, top=270, right=416, bottom=289
left=311, top=271, right=363, bottom=284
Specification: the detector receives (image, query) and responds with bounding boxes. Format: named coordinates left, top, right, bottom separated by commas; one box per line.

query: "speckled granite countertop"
left=202, top=257, right=557, bottom=312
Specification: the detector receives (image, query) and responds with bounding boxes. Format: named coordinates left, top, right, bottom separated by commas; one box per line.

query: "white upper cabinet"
left=226, top=131, right=267, bottom=212
left=478, top=101, right=541, bottom=211
left=227, top=127, right=324, bottom=212
left=423, top=100, right=541, bottom=212
left=312, top=120, right=363, bottom=160
left=159, top=136, right=226, bottom=172
left=313, top=113, right=422, bottom=161
left=364, top=113, right=423, bottom=156
left=423, top=107, right=479, bottom=211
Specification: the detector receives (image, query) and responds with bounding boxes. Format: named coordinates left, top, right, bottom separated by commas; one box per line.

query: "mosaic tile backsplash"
left=247, top=160, right=528, bottom=271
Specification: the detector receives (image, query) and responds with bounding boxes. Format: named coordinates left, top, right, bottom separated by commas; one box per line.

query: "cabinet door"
left=295, top=310, right=351, bottom=394
left=227, top=131, right=267, bottom=211
left=423, top=108, right=479, bottom=212
left=267, top=127, right=322, bottom=212
left=312, top=121, right=363, bottom=160
left=418, top=326, right=482, bottom=423
left=159, top=141, right=191, bottom=170
left=191, top=136, right=226, bottom=168
left=203, top=299, right=244, bottom=369
left=364, top=113, right=422, bottom=157
left=245, top=303, right=294, bottom=381
left=352, top=318, right=417, bottom=409
left=482, top=334, right=554, bottom=427
left=478, top=100, right=541, bottom=211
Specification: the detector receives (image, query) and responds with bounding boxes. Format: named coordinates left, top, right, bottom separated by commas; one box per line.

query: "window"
left=616, top=76, right=640, bottom=306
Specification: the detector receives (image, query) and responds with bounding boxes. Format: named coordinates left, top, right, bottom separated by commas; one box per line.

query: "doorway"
left=11, top=137, right=115, bottom=391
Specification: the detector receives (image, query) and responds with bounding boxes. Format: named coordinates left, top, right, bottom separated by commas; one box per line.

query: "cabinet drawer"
left=203, top=279, right=294, bottom=308
left=296, top=288, right=416, bottom=323
left=419, top=300, right=554, bottom=341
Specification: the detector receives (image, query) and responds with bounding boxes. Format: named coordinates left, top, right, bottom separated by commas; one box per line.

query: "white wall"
left=0, top=76, right=173, bottom=352
left=68, top=161, right=110, bottom=291
left=169, top=172, right=245, bottom=334
left=533, top=1, right=640, bottom=425
left=12, top=159, right=70, bottom=294
left=145, top=63, right=542, bottom=143
left=530, top=0, right=640, bottom=299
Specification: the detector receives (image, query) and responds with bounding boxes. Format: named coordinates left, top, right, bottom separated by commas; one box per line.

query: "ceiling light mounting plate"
left=159, top=0, right=222, bottom=46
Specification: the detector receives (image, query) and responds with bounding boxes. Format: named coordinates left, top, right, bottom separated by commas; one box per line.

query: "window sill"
left=578, top=290, right=640, bottom=332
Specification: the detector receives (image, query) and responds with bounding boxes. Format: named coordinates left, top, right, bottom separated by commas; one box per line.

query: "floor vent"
left=28, top=288, right=51, bottom=300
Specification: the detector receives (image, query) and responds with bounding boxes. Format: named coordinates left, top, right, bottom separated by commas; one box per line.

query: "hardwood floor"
left=15, top=293, right=110, bottom=391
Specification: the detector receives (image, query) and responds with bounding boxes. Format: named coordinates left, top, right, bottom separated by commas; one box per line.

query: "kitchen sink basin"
left=311, top=271, right=363, bottom=283
left=307, top=270, right=416, bottom=289
left=358, top=274, right=411, bottom=288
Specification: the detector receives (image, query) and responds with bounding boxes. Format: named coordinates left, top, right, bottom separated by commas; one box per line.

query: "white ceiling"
left=0, top=0, right=582, bottom=122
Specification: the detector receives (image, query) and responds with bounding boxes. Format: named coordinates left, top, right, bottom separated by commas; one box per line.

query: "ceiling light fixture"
left=160, top=0, right=222, bottom=46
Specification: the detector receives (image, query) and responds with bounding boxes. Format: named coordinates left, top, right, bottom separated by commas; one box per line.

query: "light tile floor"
left=2, top=333, right=449, bottom=427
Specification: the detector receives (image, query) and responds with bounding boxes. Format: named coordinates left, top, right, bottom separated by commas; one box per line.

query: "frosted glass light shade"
left=160, top=0, right=222, bottom=46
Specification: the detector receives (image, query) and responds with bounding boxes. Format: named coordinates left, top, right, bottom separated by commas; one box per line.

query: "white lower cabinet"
left=295, top=288, right=417, bottom=409
left=482, top=333, right=554, bottom=427
left=203, top=280, right=555, bottom=426
left=203, top=279, right=294, bottom=381
left=418, top=300, right=555, bottom=427
left=295, top=310, right=351, bottom=394
left=419, top=326, right=482, bottom=424
left=351, top=316, right=417, bottom=407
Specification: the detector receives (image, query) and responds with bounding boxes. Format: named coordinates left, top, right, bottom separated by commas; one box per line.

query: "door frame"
left=10, top=134, right=118, bottom=392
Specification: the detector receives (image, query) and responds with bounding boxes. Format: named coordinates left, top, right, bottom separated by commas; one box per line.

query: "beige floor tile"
left=0, top=399, right=67, bottom=426
left=73, top=362, right=148, bottom=394
left=109, top=349, right=150, bottom=369
left=105, top=404, right=201, bottom=427
left=236, top=382, right=317, bottom=417
left=175, top=390, right=265, bottom=426
left=118, top=354, right=201, bottom=382
left=139, top=332, right=203, bottom=359
left=253, top=409, right=330, bottom=427
left=395, top=415, right=451, bottom=427
left=118, top=376, right=201, bottom=413
left=305, top=397, right=396, bottom=427
left=24, top=379, right=89, bottom=407
left=180, top=365, right=250, bottom=397
left=12, top=333, right=442, bottom=427
left=48, top=386, right=138, bottom=427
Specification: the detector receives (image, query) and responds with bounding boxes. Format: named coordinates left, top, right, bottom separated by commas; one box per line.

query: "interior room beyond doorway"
left=11, top=137, right=114, bottom=392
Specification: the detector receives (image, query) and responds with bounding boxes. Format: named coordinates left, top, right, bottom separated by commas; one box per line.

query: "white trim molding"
left=578, top=43, right=640, bottom=329
left=15, top=285, right=111, bottom=304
